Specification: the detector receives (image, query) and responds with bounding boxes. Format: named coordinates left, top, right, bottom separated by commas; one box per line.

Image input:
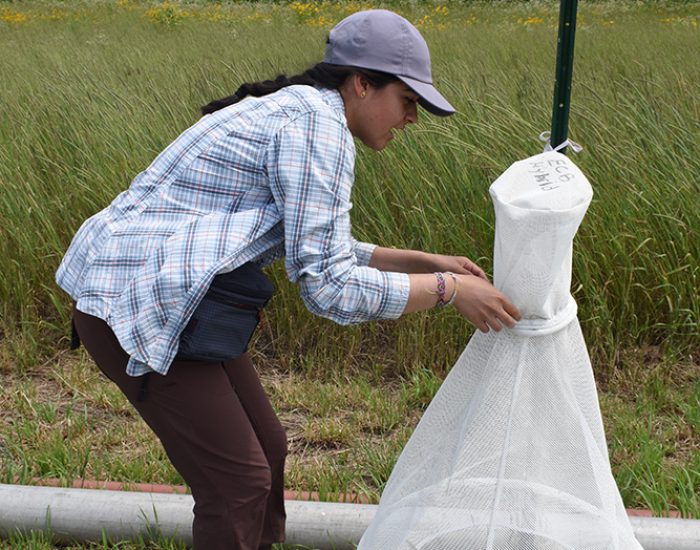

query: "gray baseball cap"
left=323, top=9, right=456, bottom=117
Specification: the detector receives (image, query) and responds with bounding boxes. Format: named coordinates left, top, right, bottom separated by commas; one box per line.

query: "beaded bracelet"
left=430, top=272, right=459, bottom=307
left=432, top=272, right=447, bottom=307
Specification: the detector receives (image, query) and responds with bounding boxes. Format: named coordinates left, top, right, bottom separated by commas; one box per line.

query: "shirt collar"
left=318, top=87, right=347, bottom=120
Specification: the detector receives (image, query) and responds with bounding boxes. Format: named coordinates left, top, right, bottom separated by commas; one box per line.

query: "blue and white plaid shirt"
left=56, top=86, right=410, bottom=376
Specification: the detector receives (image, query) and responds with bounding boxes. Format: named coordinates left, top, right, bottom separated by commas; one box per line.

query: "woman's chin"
left=361, top=133, right=393, bottom=151
left=378, top=133, right=394, bottom=150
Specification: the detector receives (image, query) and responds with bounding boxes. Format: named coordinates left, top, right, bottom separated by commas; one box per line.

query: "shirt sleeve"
left=351, top=238, right=377, bottom=267
left=266, top=110, right=409, bottom=325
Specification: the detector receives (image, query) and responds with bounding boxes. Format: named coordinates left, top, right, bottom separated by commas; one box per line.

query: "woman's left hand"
left=427, top=253, right=489, bottom=281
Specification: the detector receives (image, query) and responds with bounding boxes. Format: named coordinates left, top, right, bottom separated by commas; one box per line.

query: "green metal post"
left=550, top=0, right=578, bottom=154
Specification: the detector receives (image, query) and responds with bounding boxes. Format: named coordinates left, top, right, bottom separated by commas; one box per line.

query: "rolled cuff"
left=297, top=262, right=411, bottom=326
left=353, top=240, right=377, bottom=267
left=378, top=271, right=411, bottom=320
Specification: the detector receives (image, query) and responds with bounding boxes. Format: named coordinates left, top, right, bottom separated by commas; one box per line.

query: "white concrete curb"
left=1, top=484, right=698, bottom=549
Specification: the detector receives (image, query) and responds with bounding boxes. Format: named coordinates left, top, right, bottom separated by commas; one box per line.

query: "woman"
left=57, top=9, right=520, bottom=550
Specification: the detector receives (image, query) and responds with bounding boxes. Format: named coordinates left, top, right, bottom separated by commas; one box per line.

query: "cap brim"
left=397, top=75, right=456, bottom=117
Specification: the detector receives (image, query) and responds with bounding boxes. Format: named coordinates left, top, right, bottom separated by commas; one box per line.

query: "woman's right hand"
left=452, top=274, right=521, bottom=333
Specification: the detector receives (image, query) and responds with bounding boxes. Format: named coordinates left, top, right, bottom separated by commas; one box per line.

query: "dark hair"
left=201, top=62, right=398, bottom=116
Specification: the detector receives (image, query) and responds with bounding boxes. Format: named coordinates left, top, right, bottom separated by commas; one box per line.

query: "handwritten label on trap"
left=527, top=157, right=577, bottom=192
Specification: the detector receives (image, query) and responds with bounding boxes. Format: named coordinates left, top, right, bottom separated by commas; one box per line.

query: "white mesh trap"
left=358, top=152, right=643, bottom=550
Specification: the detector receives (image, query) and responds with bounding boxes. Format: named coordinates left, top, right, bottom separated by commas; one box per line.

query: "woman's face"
left=345, top=80, right=420, bottom=151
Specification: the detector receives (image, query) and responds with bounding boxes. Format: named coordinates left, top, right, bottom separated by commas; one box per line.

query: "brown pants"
left=72, top=307, right=287, bottom=550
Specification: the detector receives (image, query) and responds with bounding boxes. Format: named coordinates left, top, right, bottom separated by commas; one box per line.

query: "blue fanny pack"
left=177, top=262, right=275, bottom=362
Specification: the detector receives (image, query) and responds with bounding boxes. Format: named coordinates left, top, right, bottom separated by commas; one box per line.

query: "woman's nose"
left=406, top=102, right=418, bottom=124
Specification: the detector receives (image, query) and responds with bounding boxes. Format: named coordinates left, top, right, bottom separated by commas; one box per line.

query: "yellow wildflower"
left=311, top=15, right=332, bottom=27
left=416, top=14, right=432, bottom=28
left=518, top=16, right=545, bottom=25
left=291, top=1, right=320, bottom=20
left=0, top=8, right=29, bottom=24
left=146, top=2, right=186, bottom=26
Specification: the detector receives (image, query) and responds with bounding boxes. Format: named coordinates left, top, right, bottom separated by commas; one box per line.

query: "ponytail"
left=201, top=62, right=397, bottom=115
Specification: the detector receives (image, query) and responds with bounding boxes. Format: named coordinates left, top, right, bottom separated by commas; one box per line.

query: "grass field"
left=0, top=1, right=698, bottom=548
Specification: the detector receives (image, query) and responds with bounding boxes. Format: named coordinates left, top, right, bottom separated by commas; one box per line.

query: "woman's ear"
left=351, top=73, right=370, bottom=99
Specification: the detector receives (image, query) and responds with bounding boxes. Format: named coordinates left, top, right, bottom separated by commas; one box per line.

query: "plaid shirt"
left=56, top=86, right=410, bottom=376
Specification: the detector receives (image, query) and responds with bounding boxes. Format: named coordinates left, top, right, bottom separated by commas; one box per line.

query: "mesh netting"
left=358, top=152, right=642, bottom=550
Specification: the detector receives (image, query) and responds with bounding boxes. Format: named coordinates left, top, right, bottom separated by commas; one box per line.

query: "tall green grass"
left=0, top=1, right=698, bottom=375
